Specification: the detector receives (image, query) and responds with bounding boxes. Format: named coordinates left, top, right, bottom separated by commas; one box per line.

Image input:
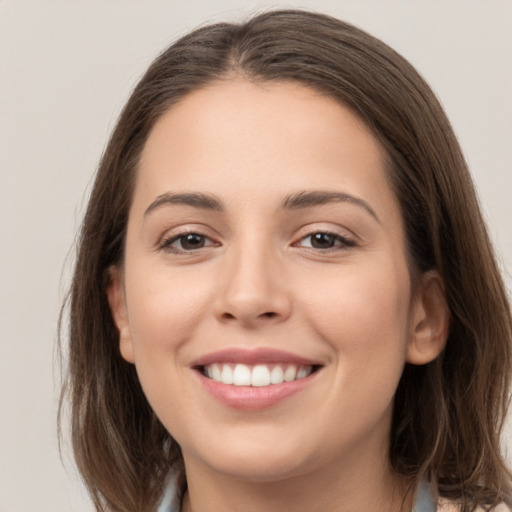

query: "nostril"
left=222, top=312, right=236, bottom=320
left=262, top=312, right=277, bottom=318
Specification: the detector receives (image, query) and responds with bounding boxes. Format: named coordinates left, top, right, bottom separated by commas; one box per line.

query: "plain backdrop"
left=0, top=1, right=511, bottom=510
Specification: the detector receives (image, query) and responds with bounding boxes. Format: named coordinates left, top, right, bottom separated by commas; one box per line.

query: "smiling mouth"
left=199, top=363, right=321, bottom=387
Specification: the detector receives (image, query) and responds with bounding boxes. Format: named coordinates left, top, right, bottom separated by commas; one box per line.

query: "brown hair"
left=60, top=9, right=512, bottom=512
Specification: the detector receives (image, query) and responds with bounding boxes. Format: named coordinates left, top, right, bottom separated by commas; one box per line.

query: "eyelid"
left=295, top=231, right=355, bottom=248
left=157, top=225, right=221, bottom=254
left=293, top=223, right=357, bottom=241
left=164, top=233, right=214, bottom=248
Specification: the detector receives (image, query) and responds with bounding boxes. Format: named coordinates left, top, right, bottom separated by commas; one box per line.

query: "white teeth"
left=233, top=364, right=252, bottom=386
left=205, top=363, right=313, bottom=387
left=221, top=365, right=233, bottom=385
left=284, top=364, right=297, bottom=382
left=296, top=366, right=309, bottom=379
left=212, top=363, right=222, bottom=382
left=270, top=365, right=284, bottom=384
left=251, top=365, right=271, bottom=387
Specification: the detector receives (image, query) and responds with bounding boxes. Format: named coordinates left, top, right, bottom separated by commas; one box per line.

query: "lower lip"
left=196, top=371, right=317, bottom=411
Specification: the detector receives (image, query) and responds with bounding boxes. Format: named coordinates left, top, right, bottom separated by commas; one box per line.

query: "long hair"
left=60, top=10, right=512, bottom=511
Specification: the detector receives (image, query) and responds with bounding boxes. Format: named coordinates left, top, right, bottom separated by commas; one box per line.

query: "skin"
left=108, top=79, right=449, bottom=512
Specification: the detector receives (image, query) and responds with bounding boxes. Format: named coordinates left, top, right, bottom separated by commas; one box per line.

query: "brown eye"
left=162, top=232, right=215, bottom=252
left=179, top=233, right=206, bottom=250
left=310, top=233, right=338, bottom=249
left=297, top=232, right=356, bottom=250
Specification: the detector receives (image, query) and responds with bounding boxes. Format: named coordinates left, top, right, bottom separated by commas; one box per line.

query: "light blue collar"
left=158, top=478, right=436, bottom=512
left=413, top=481, right=436, bottom=512
left=157, top=474, right=181, bottom=512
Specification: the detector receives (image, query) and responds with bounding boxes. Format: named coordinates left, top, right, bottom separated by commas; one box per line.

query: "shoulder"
left=437, top=499, right=511, bottom=511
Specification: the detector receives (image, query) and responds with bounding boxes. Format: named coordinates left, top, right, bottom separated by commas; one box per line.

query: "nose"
left=213, top=243, right=292, bottom=328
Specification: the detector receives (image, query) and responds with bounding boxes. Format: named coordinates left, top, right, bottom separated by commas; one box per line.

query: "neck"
left=180, top=443, right=413, bottom=512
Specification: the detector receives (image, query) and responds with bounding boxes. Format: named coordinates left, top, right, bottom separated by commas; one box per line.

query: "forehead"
left=134, top=79, right=399, bottom=224
left=142, top=79, right=378, bottom=154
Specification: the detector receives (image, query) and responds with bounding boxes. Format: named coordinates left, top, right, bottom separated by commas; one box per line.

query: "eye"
left=161, top=232, right=216, bottom=253
left=297, top=232, right=355, bottom=250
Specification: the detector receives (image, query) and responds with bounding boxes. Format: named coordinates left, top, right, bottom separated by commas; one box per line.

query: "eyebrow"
left=144, top=192, right=223, bottom=216
left=282, top=190, right=381, bottom=223
left=144, top=189, right=380, bottom=223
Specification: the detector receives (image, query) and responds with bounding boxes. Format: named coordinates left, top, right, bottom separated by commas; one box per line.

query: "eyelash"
left=294, top=231, right=356, bottom=251
left=159, top=231, right=217, bottom=254
left=159, top=230, right=356, bottom=254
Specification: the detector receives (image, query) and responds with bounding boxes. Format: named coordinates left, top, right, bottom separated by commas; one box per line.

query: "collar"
left=158, top=477, right=436, bottom=512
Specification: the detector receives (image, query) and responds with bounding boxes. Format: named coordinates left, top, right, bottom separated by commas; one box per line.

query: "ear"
left=106, top=266, right=135, bottom=364
left=406, top=270, right=450, bottom=365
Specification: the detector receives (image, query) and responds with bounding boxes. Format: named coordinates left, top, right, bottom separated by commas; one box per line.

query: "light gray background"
left=0, top=1, right=511, bottom=510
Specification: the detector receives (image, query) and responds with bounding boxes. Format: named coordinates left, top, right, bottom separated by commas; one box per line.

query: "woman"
left=61, top=9, right=512, bottom=512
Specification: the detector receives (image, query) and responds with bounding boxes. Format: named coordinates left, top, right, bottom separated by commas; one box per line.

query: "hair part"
left=60, top=9, right=512, bottom=511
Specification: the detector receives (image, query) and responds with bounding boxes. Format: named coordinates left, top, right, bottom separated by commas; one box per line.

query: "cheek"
left=296, top=261, right=413, bottom=439
left=121, top=264, right=216, bottom=428
left=124, top=263, right=215, bottom=355
left=299, top=261, right=412, bottom=368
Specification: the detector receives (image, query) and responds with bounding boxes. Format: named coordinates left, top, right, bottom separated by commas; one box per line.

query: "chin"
left=184, top=428, right=323, bottom=483
left=205, top=453, right=309, bottom=483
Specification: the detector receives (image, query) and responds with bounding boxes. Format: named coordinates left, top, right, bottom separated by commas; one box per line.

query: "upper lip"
left=191, top=348, right=323, bottom=367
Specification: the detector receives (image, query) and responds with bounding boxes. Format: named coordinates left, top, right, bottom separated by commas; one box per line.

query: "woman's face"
left=109, top=79, right=444, bottom=483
